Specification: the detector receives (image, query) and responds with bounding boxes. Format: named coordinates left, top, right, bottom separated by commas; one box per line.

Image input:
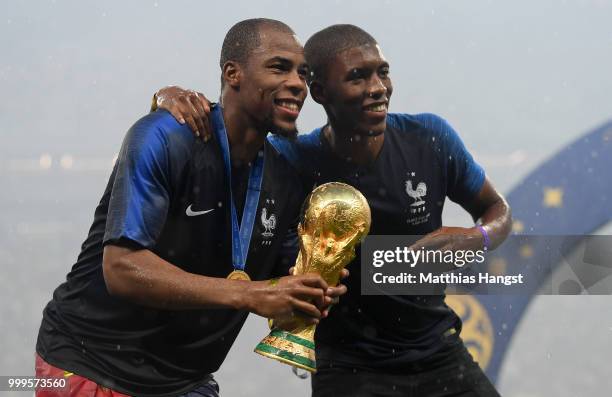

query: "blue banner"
left=446, top=120, right=612, bottom=383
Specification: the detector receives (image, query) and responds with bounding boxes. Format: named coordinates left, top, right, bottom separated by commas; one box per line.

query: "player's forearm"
left=102, top=246, right=253, bottom=311
left=474, top=194, right=512, bottom=250
left=463, top=178, right=512, bottom=251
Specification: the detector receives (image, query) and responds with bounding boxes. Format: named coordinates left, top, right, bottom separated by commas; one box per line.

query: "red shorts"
left=35, top=354, right=130, bottom=397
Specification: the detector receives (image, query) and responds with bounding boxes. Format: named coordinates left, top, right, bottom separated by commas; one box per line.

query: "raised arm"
left=408, top=177, right=511, bottom=255
left=407, top=114, right=511, bottom=261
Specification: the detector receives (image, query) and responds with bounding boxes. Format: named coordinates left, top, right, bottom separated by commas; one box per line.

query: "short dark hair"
left=304, top=24, right=377, bottom=82
left=219, top=18, right=295, bottom=69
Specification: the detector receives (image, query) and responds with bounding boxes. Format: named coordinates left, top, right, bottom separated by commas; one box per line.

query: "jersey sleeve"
left=103, top=114, right=180, bottom=249
left=415, top=113, right=486, bottom=204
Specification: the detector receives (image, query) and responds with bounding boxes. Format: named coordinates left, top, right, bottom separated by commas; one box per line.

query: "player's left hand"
left=407, top=226, right=484, bottom=253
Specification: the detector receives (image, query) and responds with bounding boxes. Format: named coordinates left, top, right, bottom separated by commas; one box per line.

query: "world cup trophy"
left=254, top=182, right=371, bottom=372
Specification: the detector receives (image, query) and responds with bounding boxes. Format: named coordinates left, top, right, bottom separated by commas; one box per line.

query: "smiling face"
left=314, top=43, right=393, bottom=138
left=236, top=25, right=309, bottom=137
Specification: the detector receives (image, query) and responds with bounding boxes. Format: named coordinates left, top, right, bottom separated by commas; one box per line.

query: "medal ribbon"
left=211, top=105, right=264, bottom=272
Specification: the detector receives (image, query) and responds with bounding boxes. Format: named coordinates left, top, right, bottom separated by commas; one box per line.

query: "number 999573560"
left=1, top=376, right=68, bottom=391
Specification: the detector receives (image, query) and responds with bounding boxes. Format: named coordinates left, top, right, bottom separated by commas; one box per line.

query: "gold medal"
left=226, top=270, right=251, bottom=281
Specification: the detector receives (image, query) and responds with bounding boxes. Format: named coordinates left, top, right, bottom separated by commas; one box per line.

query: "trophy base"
left=254, top=329, right=317, bottom=372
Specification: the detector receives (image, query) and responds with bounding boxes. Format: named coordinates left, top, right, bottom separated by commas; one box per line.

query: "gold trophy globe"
left=254, top=182, right=371, bottom=372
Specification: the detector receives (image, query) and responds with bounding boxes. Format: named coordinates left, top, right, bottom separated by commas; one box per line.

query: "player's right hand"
left=244, top=274, right=329, bottom=325
left=154, top=85, right=212, bottom=140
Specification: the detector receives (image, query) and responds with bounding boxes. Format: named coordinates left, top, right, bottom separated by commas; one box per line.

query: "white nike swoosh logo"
left=185, top=205, right=215, bottom=217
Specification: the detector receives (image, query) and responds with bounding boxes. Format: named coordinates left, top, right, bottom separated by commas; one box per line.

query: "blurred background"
left=2, top=1, right=611, bottom=395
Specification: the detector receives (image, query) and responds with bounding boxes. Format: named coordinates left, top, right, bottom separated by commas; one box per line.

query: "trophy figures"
left=254, top=182, right=371, bottom=372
